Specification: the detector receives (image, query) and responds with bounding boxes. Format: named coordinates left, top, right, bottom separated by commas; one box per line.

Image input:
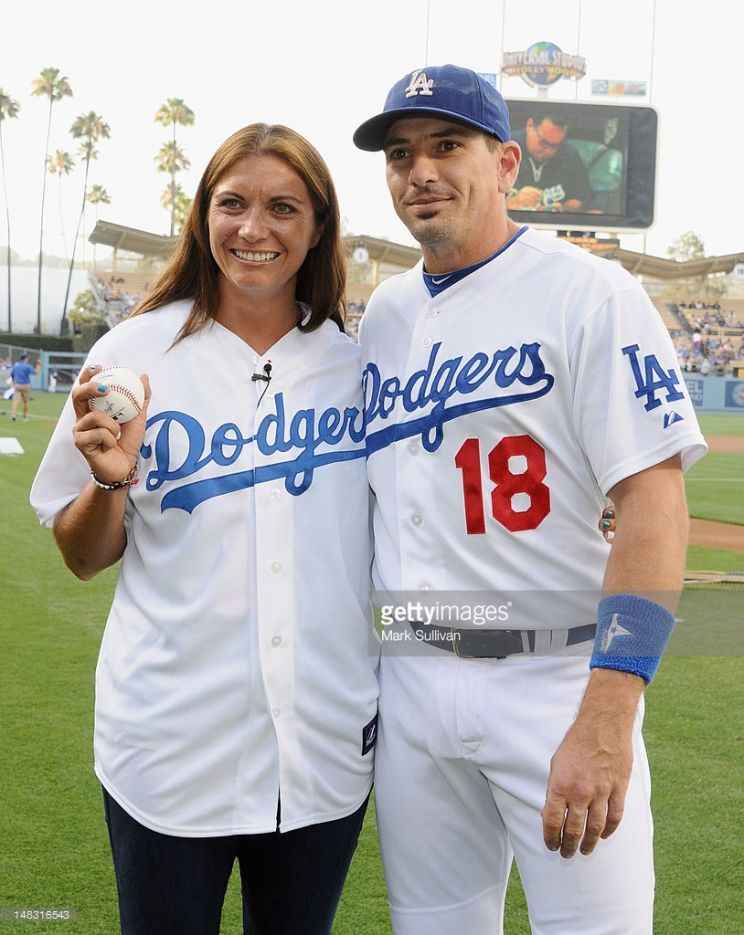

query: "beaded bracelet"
left=90, top=464, right=138, bottom=490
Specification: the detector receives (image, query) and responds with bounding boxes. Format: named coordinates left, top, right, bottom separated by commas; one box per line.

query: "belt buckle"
left=453, top=628, right=525, bottom=659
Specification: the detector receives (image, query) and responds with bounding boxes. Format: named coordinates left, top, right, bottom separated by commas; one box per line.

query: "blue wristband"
left=590, top=593, right=676, bottom=683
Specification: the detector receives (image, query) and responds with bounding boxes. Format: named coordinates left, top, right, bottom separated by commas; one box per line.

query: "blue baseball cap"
left=353, top=64, right=511, bottom=151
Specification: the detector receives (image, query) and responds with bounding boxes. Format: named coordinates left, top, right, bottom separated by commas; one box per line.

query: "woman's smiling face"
left=208, top=154, right=321, bottom=305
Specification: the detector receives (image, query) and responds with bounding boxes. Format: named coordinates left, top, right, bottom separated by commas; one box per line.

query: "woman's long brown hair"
left=130, top=123, right=346, bottom=342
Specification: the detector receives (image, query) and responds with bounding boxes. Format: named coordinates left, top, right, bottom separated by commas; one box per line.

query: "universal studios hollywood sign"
left=501, top=41, right=586, bottom=88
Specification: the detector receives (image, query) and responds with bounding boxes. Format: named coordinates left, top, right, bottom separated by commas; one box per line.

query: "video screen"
left=505, top=100, right=658, bottom=231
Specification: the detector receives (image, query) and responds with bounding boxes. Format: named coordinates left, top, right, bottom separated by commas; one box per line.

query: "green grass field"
left=685, top=452, right=744, bottom=526
left=1, top=397, right=742, bottom=933
left=695, top=412, right=744, bottom=436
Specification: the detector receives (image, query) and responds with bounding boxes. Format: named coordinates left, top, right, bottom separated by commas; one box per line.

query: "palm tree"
left=60, top=111, right=110, bottom=335
left=154, top=98, right=194, bottom=235
left=87, top=184, right=111, bottom=272
left=32, top=67, right=72, bottom=334
left=160, top=183, right=192, bottom=235
left=87, top=183, right=111, bottom=214
left=87, top=183, right=111, bottom=233
left=48, top=149, right=75, bottom=259
left=0, top=88, right=20, bottom=333
left=155, top=141, right=190, bottom=235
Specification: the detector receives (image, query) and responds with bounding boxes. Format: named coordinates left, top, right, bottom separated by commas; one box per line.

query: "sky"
left=1, top=0, right=741, bottom=270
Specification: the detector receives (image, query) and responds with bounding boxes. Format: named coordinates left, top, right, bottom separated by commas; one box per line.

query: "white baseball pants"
left=374, top=646, right=654, bottom=935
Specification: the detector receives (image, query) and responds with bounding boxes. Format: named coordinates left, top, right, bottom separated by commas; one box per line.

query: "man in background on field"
left=10, top=354, right=40, bottom=422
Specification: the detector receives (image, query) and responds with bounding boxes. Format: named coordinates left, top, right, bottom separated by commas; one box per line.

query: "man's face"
left=383, top=117, right=516, bottom=258
left=525, top=118, right=567, bottom=164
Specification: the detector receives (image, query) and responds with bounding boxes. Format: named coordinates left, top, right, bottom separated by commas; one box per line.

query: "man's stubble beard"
left=406, top=213, right=457, bottom=249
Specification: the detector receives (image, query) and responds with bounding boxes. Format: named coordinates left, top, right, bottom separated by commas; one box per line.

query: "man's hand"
left=541, top=668, right=643, bottom=858
left=506, top=186, right=542, bottom=209
left=542, top=456, right=688, bottom=857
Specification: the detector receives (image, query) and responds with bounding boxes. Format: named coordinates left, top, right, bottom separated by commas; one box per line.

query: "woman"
left=30, top=124, right=378, bottom=935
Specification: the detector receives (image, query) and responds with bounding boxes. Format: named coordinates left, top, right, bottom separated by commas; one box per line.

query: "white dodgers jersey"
left=31, top=302, right=378, bottom=836
left=360, top=228, right=707, bottom=619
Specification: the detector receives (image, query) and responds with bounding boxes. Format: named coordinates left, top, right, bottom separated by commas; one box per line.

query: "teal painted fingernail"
left=601, top=520, right=611, bottom=530
left=97, top=384, right=107, bottom=392
left=605, top=510, right=615, bottom=518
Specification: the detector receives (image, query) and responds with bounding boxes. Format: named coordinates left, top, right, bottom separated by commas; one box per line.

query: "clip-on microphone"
left=252, top=361, right=273, bottom=403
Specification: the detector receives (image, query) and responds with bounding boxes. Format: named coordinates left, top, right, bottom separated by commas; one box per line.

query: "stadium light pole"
left=424, top=0, right=431, bottom=65
left=643, top=0, right=658, bottom=257
left=575, top=0, right=582, bottom=101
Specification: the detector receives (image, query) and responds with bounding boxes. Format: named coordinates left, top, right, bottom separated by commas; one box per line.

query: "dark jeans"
left=103, top=787, right=369, bottom=935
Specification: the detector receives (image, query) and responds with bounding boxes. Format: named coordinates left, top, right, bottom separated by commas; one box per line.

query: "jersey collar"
left=422, top=226, right=528, bottom=297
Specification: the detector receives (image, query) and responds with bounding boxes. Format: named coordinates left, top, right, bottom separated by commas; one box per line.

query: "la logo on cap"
left=405, top=69, right=434, bottom=98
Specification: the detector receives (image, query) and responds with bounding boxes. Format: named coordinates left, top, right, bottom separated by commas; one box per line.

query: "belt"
left=408, top=622, right=597, bottom=659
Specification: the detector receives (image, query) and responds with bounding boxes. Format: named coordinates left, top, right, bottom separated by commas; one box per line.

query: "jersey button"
left=271, top=562, right=282, bottom=574
left=428, top=308, right=439, bottom=318
left=271, top=635, right=282, bottom=647
left=411, top=514, right=423, bottom=526
left=419, top=583, right=431, bottom=591
left=270, top=488, right=280, bottom=500
left=422, top=336, right=433, bottom=347
left=408, top=441, right=420, bottom=455
left=271, top=708, right=280, bottom=718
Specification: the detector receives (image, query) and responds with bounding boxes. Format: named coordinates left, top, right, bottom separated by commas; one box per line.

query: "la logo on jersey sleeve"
left=622, top=343, right=686, bottom=428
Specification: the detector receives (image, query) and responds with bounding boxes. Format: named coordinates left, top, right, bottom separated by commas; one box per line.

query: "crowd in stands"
left=672, top=299, right=744, bottom=376
left=678, top=300, right=744, bottom=333
left=96, top=276, right=147, bottom=324
left=674, top=332, right=744, bottom=376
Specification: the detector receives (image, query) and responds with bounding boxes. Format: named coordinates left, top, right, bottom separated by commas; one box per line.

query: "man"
left=507, top=113, right=592, bottom=212
left=10, top=354, right=39, bottom=422
left=353, top=65, right=706, bottom=934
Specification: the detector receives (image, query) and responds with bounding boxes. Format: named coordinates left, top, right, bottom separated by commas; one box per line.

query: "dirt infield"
left=689, top=518, right=743, bottom=552
left=688, top=435, right=743, bottom=551
left=706, top=435, right=744, bottom=454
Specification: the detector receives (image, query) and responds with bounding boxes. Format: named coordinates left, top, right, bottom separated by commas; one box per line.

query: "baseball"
left=89, top=366, right=145, bottom=424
